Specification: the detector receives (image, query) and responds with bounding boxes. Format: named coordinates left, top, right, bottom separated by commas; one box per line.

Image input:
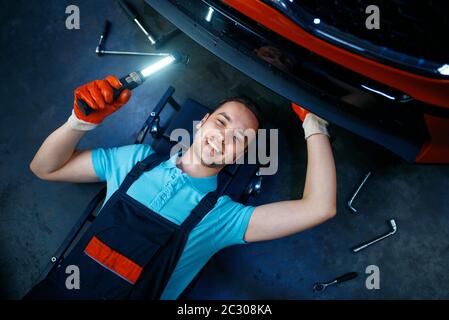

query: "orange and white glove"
left=67, top=76, right=131, bottom=131
left=292, top=102, right=329, bottom=140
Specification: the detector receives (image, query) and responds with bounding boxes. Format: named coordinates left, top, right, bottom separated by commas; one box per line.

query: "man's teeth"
left=207, top=138, right=221, bottom=154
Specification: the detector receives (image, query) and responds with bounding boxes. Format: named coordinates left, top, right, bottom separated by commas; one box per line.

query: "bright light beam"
left=437, top=64, right=449, bottom=76
left=361, top=85, right=396, bottom=100
left=206, top=7, right=214, bottom=22
left=141, top=55, right=176, bottom=78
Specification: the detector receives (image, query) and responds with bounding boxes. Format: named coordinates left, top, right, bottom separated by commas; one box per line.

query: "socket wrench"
left=352, top=219, right=398, bottom=253
left=313, top=272, right=358, bottom=292
left=95, top=21, right=171, bottom=57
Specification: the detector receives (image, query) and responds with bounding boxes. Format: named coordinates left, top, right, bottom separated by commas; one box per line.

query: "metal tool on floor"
left=313, top=272, right=358, bottom=292
left=77, top=52, right=188, bottom=116
left=352, top=219, right=398, bottom=253
left=347, top=171, right=372, bottom=214
left=95, top=20, right=171, bottom=57
left=118, top=0, right=156, bottom=45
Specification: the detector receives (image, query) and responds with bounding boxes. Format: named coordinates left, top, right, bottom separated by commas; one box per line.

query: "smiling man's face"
left=192, top=100, right=259, bottom=168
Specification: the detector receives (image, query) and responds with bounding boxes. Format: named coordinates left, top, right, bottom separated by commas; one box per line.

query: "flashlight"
left=77, top=53, right=185, bottom=116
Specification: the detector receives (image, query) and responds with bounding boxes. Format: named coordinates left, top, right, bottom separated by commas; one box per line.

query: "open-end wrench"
left=352, top=219, right=398, bottom=253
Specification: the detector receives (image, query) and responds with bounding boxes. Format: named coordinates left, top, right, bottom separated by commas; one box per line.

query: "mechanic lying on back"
left=27, top=76, right=336, bottom=300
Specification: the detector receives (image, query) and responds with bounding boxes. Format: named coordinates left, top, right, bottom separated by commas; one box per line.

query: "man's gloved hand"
left=67, top=76, right=132, bottom=131
left=291, top=102, right=330, bottom=140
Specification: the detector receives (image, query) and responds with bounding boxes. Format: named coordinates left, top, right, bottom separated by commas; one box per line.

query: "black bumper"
left=145, top=0, right=431, bottom=162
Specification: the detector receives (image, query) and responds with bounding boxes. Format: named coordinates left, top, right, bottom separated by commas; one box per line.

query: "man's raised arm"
left=29, top=76, right=131, bottom=183
left=244, top=104, right=337, bottom=243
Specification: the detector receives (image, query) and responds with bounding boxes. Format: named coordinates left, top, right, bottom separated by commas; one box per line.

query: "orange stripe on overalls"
left=84, top=236, right=142, bottom=284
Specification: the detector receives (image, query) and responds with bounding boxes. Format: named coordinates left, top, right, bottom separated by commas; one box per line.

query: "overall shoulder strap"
left=181, top=191, right=219, bottom=232
left=119, top=152, right=169, bottom=193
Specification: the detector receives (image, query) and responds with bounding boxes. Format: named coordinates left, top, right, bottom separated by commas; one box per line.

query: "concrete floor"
left=1, top=0, right=449, bottom=300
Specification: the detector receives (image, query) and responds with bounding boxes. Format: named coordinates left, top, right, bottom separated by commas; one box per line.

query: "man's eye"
left=217, top=119, right=224, bottom=126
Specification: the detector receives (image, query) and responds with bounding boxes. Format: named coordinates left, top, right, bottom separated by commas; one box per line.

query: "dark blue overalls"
left=24, top=153, right=218, bottom=300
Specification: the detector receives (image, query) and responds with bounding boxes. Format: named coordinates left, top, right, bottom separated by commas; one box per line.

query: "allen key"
left=347, top=171, right=372, bottom=214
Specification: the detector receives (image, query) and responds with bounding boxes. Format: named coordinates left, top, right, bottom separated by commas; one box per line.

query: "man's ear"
left=196, top=113, right=210, bottom=130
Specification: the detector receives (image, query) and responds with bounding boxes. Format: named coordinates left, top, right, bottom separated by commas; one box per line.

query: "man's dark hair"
left=215, top=95, right=264, bottom=130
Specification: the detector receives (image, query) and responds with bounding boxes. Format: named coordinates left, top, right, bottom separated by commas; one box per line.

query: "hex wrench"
left=352, top=219, right=398, bottom=253
left=347, top=171, right=372, bottom=214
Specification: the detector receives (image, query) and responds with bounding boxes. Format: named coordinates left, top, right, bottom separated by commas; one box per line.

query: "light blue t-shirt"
left=91, top=144, right=255, bottom=299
